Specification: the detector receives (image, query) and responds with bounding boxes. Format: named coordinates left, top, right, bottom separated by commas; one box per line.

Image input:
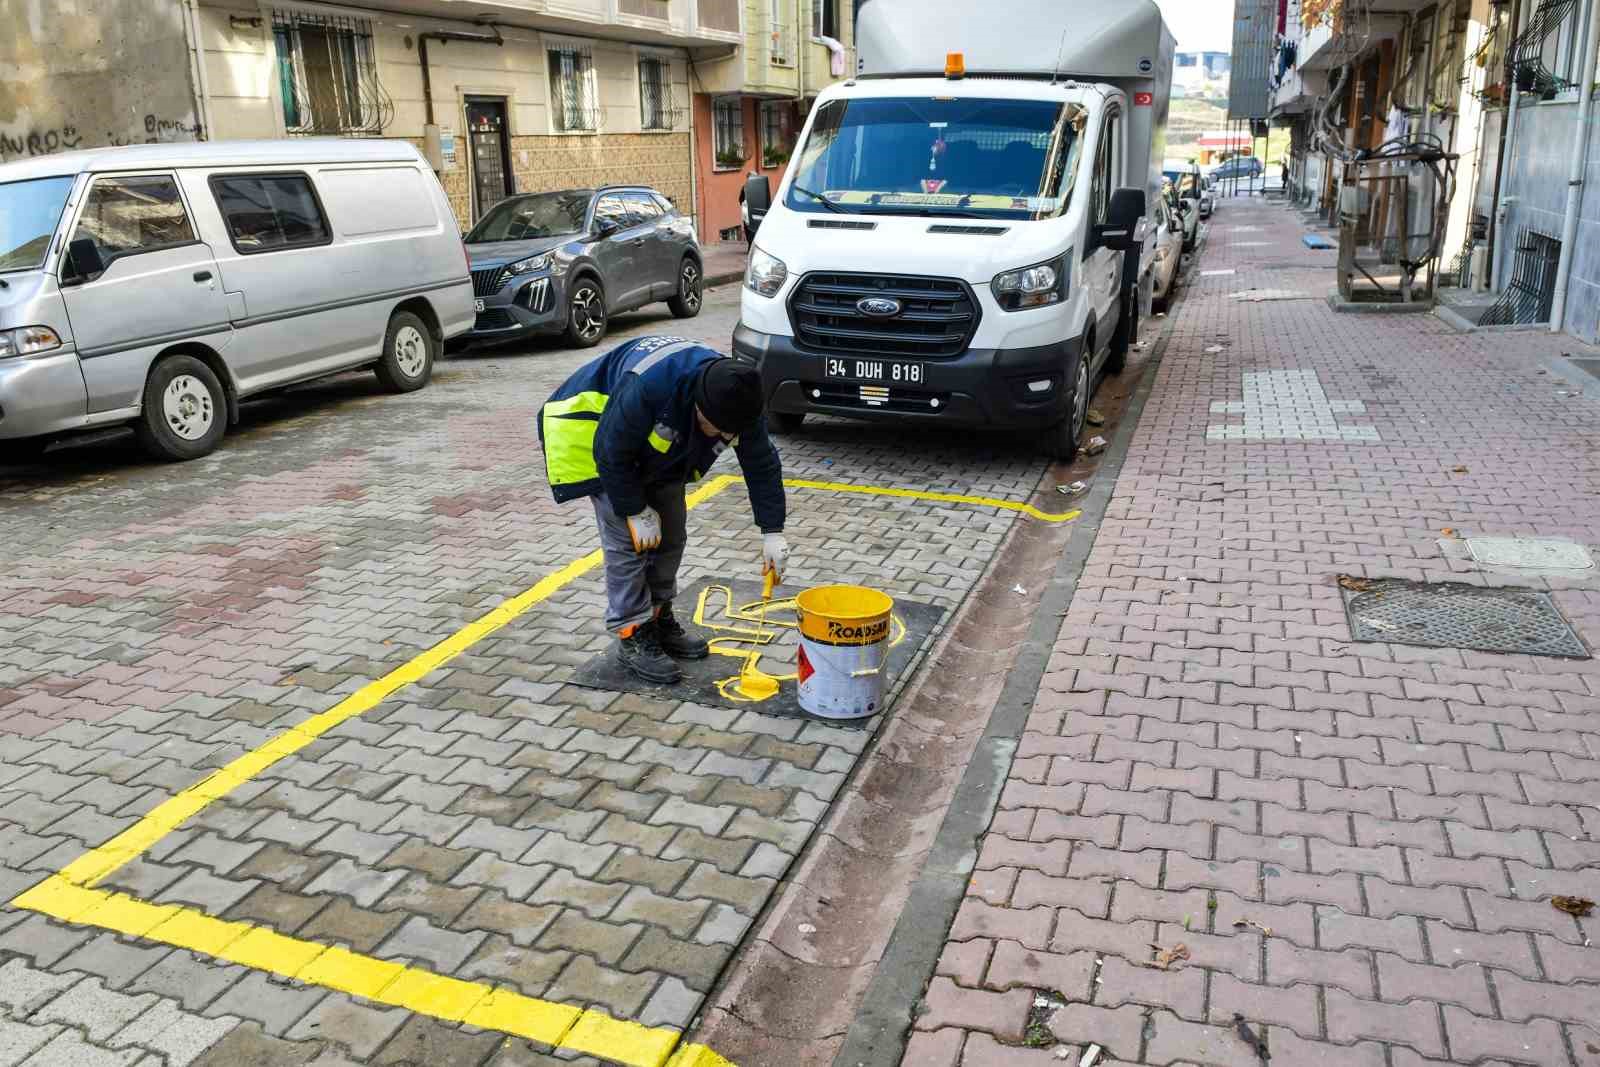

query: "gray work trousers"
left=590, top=483, right=688, bottom=634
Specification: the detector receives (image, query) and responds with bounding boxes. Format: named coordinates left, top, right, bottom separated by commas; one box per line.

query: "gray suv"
left=463, top=186, right=702, bottom=348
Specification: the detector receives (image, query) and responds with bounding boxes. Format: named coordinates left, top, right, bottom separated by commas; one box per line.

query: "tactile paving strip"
left=1342, top=579, right=1591, bottom=659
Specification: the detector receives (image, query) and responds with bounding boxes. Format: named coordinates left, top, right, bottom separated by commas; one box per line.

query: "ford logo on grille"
left=856, top=296, right=902, bottom=318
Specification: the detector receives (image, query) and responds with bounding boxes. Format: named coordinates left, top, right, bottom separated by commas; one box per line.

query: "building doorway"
left=465, top=97, right=513, bottom=220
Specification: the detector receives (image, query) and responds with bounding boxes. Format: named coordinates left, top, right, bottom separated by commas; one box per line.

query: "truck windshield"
left=0, top=176, right=75, bottom=272
left=467, top=191, right=591, bottom=242
left=785, top=97, right=1081, bottom=221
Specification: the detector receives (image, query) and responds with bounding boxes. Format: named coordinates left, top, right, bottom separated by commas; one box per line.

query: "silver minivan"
left=0, top=139, right=473, bottom=460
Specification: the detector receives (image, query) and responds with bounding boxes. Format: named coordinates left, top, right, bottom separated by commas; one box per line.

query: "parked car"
left=1150, top=193, right=1183, bottom=313
left=1198, top=175, right=1216, bottom=219
left=1165, top=180, right=1199, bottom=252
left=0, top=139, right=472, bottom=461
left=463, top=186, right=701, bottom=349
left=1210, top=155, right=1264, bottom=182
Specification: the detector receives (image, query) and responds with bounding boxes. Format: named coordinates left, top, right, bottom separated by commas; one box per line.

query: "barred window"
left=639, top=57, right=672, bottom=130
left=1513, top=0, right=1586, bottom=95
left=713, top=98, right=745, bottom=169
left=271, top=10, right=391, bottom=137
left=760, top=101, right=792, bottom=168
left=549, top=47, right=600, bottom=132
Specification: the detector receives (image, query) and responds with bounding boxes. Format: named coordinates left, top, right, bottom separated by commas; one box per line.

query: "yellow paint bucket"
left=794, top=585, right=894, bottom=720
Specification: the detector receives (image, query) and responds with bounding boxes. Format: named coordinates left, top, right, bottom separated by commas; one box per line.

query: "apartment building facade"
left=690, top=0, right=854, bottom=242
left=1260, top=0, right=1600, bottom=340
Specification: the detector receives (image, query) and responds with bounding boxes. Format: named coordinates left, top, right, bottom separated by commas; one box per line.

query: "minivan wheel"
left=669, top=258, right=702, bottom=318
left=375, top=311, right=435, bottom=393
left=1042, top=345, right=1092, bottom=462
left=566, top=278, right=607, bottom=348
left=136, top=355, right=226, bottom=462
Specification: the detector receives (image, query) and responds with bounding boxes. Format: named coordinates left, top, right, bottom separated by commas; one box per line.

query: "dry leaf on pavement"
left=1553, top=895, right=1595, bottom=917
left=1143, top=942, right=1190, bottom=970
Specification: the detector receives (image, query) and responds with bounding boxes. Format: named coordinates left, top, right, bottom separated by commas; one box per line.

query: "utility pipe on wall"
left=1550, top=0, right=1600, bottom=332
left=1484, top=0, right=1523, bottom=291
left=183, top=0, right=215, bottom=140
left=417, top=24, right=504, bottom=172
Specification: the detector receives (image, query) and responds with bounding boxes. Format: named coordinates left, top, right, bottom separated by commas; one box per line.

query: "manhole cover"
left=1342, top=579, right=1590, bottom=658
left=1466, top=537, right=1594, bottom=571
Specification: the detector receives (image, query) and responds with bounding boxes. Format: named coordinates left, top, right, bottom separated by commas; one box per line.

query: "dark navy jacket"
left=538, top=336, right=786, bottom=532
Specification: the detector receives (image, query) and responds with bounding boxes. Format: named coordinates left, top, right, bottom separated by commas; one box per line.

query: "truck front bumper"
left=736, top=324, right=1083, bottom=430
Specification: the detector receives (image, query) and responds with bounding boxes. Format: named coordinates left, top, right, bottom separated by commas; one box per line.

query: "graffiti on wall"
left=0, top=0, right=201, bottom=162
left=0, top=115, right=203, bottom=161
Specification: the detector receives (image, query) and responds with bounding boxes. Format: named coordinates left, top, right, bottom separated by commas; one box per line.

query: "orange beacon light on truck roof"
left=945, top=52, right=965, bottom=78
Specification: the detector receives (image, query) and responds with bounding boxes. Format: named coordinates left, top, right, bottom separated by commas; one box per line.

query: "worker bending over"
left=539, top=336, right=788, bottom=684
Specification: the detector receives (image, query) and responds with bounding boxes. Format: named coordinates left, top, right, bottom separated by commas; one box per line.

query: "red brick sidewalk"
left=911, top=201, right=1600, bottom=1065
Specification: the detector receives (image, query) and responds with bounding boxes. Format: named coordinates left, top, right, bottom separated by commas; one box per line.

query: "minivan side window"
left=211, top=174, right=331, bottom=254
left=71, top=175, right=196, bottom=265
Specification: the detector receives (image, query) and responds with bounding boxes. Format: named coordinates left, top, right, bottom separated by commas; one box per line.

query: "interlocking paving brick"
left=204, top=973, right=327, bottom=1037
left=32, top=977, right=157, bottom=1042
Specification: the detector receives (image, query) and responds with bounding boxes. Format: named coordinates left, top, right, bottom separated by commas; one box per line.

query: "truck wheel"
left=374, top=311, right=435, bottom=393
left=769, top=411, right=805, bottom=434
left=1043, top=346, right=1091, bottom=461
left=135, top=355, right=227, bottom=462
left=668, top=257, right=702, bottom=318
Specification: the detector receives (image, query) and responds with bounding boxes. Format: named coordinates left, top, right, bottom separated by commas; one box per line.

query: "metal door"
left=466, top=98, right=513, bottom=220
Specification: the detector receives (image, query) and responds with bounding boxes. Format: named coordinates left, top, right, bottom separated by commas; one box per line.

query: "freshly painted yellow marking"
left=783, top=477, right=1082, bottom=523
left=14, top=873, right=722, bottom=1067
left=11, top=471, right=1070, bottom=1067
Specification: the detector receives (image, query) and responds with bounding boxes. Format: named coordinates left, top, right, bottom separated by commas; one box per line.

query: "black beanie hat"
left=694, top=358, right=764, bottom=434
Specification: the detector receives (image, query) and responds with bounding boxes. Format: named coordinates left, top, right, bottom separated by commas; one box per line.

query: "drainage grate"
left=1342, top=579, right=1590, bottom=658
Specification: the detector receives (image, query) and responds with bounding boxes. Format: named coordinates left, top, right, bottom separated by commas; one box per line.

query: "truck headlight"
left=745, top=245, right=788, bottom=298
left=0, top=326, right=63, bottom=360
left=992, top=253, right=1068, bottom=311
left=506, top=252, right=553, bottom=275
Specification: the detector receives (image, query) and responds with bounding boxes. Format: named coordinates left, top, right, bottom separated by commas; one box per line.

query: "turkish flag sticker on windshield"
left=1135, top=92, right=1154, bottom=106
left=922, top=179, right=948, bottom=193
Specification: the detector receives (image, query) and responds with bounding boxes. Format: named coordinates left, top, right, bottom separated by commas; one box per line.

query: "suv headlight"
left=745, top=245, right=788, bottom=298
left=992, top=254, right=1068, bottom=311
left=0, top=326, right=63, bottom=360
left=506, top=252, right=553, bottom=275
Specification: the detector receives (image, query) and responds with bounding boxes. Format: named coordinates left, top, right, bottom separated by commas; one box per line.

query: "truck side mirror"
left=1095, top=188, right=1147, bottom=252
left=744, top=174, right=772, bottom=214
left=63, top=238, right=106, bottom=284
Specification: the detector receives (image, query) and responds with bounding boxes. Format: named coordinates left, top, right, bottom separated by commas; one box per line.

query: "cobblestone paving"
left=910, top=198, right=1600, bottom=1065
left=0, top=288, right=1052, bottom=1064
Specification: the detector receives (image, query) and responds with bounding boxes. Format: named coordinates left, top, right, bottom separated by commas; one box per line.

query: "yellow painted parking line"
left=783, top=478, right=1082, bottom=523
left=12, top=873, right=720, bottom=1067
left=10, top=471, right=1071, bottom=1067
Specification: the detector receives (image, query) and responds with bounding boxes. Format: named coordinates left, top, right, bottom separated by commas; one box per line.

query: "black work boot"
left=617, top=623, right=682, bottom=684
left=654, top=604, right=710, bottom=660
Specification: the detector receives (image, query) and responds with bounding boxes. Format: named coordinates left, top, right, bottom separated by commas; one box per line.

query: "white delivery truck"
left=736, top=0, right=1174, bottom=459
